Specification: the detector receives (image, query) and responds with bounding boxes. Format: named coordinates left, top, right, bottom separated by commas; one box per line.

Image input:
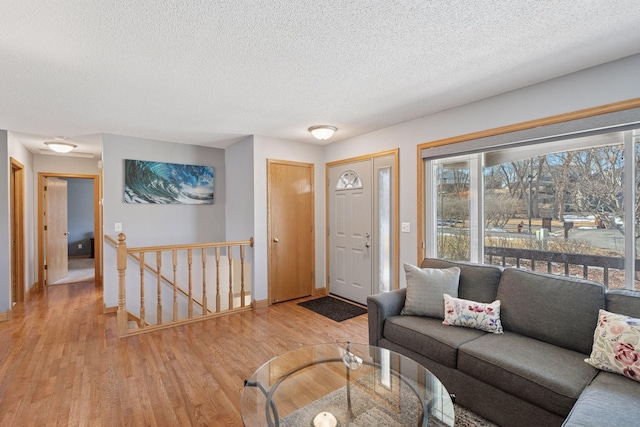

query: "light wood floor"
left=0, top=281, right=368, bottom=426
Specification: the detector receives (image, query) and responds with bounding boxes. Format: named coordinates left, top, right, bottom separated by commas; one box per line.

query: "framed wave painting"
left=124, top=159, right=214, bottom=204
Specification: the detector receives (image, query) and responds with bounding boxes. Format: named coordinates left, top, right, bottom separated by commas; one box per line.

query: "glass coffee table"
left=241, top=342, right=454, bottom=426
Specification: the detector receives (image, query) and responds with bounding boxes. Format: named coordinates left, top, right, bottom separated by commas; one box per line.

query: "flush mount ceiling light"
left=308, top=125, right=337, bottom=141
left=45, top=137, right=77, bottom=153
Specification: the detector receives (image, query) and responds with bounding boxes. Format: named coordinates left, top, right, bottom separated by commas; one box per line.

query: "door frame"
left=37, top=172, right=102, bottom=288
left=267, top=159, right=315, bottom=305
left=10, top=158, right=25, bottom=304
left=325, top=149, right=399, bottom=294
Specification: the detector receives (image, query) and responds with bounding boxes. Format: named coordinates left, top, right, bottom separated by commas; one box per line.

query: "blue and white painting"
left=124, top=159, right=214, bottom=204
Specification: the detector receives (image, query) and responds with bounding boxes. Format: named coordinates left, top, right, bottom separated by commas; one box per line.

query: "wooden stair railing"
left=105, top=235, right=211, bottom=314
left=107, top=233, right=254, bottom=337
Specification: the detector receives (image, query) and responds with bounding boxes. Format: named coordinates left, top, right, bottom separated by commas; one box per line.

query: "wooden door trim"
left=267, top=159, right=315, bottom=305
left=325, top=149, right=400, bottom=294
left=37, top=172, right=102, bottom=288
left=10, top=158, right=25, bottom=304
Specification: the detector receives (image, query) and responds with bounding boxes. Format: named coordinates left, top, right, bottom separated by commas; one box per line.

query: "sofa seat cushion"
left=458, top=331, right=599, bottom=416
left=563, top=371, right=640, bottom=426
left=383, top=315, right=485, bottom=368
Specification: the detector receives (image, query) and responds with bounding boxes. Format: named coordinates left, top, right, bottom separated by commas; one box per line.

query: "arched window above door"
left=336, top=170, right=363, bottom=190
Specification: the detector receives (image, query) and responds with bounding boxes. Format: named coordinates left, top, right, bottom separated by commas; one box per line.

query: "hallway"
left=0, top=281, right=367, bottom=426
left=49, top=258, right=95, bottom=285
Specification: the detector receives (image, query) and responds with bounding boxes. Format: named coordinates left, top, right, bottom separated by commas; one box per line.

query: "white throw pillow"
left=442, top=294, right=503, bottom=334
left=585, top=309, right=640, bottom=382
left=401, top=263, right=460, bottom=318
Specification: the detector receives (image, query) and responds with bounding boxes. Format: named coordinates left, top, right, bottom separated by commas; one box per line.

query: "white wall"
left=325, top=53, right=640, bottom=288
left=224, top=137, right=255, bottom=291
left=225, top=137, right=254, bottom=242
left=33, top=155, right=101, bottom=175
left=102, top=134, right=226, bottom=308
left=251, top=135, right=325, bottom=301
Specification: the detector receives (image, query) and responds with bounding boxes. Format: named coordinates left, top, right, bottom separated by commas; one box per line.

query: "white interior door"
left=46, top=177, right=69, bottom=284
left=329, top=160, right=372, bottom=304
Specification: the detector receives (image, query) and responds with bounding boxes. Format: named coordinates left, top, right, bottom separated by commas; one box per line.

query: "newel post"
left=116, top=233, right=128, bottom=337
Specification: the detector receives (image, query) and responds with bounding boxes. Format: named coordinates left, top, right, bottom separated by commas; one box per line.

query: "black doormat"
left=298, top=296, right=367, bottom=322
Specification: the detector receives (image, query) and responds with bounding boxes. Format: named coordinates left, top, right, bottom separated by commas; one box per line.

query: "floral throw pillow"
left=585, top=309, right=640, bottom=382
left=442, top=294, right=503, bottom=334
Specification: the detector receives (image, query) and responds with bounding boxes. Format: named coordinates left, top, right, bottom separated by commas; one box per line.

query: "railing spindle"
left=139, top=252, right=145, bottom=328
left=116, top=233, right=127, bottom=337
left=228, top=246, right=234, bottom=310
left=240, top=244, right=246, bottom=307
left=172, top=250, right=178, bottom=322
left=188, top=249, right=193, bottom=318
left=156, top=251, right=162, bottom=325
left=202, top=248, right=207, bottom=315
left=215, top=247, right=221, bottom=313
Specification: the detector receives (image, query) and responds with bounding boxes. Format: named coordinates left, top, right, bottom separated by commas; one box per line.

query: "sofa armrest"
left=367, top=288, right=406, bottom=346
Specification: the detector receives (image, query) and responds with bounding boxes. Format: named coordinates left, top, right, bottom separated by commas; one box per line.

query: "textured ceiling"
left=2, top=1, right=640, bottom=157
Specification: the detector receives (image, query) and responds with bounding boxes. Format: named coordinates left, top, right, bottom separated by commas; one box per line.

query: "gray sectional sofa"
left=367, top=258, right=640, bottom=427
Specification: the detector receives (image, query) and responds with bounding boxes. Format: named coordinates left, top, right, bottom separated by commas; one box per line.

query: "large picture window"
left=420, top=104, right=640, bottom=290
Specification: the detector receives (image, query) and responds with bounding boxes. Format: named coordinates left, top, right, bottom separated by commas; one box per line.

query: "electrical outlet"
left=78, top=243, right=83, bottom=249
left=401, top=222, right=411, bottom=233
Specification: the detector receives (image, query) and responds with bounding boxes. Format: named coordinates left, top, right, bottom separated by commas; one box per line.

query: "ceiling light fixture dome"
left=308, top=125, right=337, bottom=140
left=45, top=137, right=77, bottom=153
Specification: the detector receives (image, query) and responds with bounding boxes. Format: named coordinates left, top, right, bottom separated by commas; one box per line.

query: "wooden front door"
left=45, top=177, right=69, bottom=284
left=268, top=160, right=315, bottom=304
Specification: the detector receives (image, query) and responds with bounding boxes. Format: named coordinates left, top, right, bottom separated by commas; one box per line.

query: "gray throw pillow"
left=401, top=263, right=460, bottom=318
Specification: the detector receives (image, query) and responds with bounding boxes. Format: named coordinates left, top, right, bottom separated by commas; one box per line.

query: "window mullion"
left=425, top=161, right=438, bottom=257
left=469, top=155, right=483, bottom=263
left=624, top=131, right=635, bottom=290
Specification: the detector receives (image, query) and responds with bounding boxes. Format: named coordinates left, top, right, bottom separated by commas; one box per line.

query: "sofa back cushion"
left=420, top=258, right=502, bottom=303
left=497, top=268, right=606, bottom=354
left=606, top=289, right=640, bottom=318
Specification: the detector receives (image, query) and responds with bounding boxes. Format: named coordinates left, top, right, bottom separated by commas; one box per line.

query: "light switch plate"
left=401, top=222, right=410, bottom=233
left=115, top=222, right=122, bottom=232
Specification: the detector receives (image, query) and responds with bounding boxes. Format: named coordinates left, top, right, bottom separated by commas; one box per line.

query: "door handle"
left=360, top=232, right=370, bottom=248
left=273, top=238, right=279, bottom=243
